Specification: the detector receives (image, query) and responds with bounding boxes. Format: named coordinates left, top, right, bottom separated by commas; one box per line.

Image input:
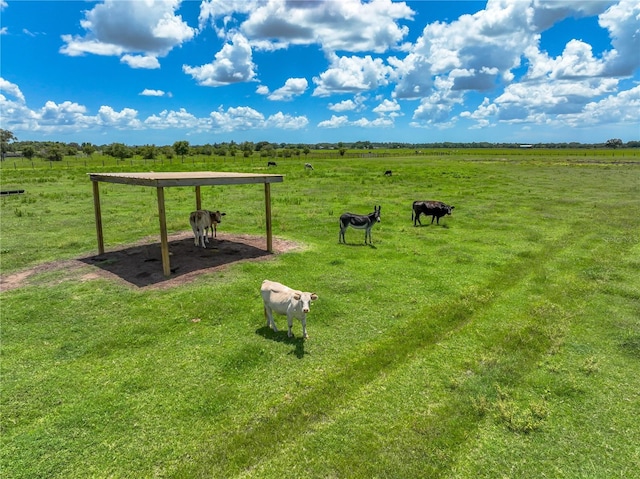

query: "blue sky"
left=1, top=0, right=639, bottom=146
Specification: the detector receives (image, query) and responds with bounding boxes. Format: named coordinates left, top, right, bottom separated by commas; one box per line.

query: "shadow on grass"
left=338, top=242, right=378, bottom=249
left=414, top=223, right=450, bottom=228
left=255, top=326, right=306, bottom=359
left=80, top=233, right=271, bottom=288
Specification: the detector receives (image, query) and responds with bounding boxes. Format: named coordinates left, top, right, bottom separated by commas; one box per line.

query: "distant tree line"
left=1, top=129, right=638, bottom=161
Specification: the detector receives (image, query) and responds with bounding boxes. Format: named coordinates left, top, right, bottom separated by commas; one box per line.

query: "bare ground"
left=0, top=232, right=302, bottom=292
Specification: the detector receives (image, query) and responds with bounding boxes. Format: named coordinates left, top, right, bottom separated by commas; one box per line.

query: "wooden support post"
left=92, top=180, right=105, bottom=254
left=195, top=185, right=202, bottom=210
left=156, top=186, right=171, bottom=276
left=264, top=182, right=273, bottom=253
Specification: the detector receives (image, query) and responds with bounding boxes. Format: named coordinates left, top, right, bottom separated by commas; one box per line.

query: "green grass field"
left=1, top=150, right=639, bottom=478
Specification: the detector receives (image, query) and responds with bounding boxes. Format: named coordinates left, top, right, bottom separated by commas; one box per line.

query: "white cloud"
left=122, top=54, right=161, bottom=69
left=530, top=0, right=614, bottom=31
left=460, top=97, right=499, bottom=128
left=183, top=33, right=256, bottom=86
left=313, top=54, right=394, bottom=96
left=0, top=76, right=310, bottom=136
left=351, top=116, right=395, bottom=128
left=373, top=98, right=400, bottom=114
left=37, top=101, right=91, bottom=131
left=97, top=106, right=143, bottom=129
left=328, top=94, right=367, bottom=112
left=318, top=110, right=397, bottom=129
left=209, top=105, right=265, bottom=132
left=60, top=0, right=195, bottom=68
left=267, top=78, right=308, bottom=101
left=329, top=100, right=356, bottom=112
left=266, top=111, right=309, bottom=129
left=256, top=85, right=270, bottom=95
left=0, top=77, right=26, bottom=103
left=60, top=36, right=126, bottom=57
left=567, top=84, right=640, bottom=126
left=317, top=115, right=349, bottom=128
left=140, top=89, right=166, bottom=97
left=144, top=108, right=200, bottom=129
left=598, top=0, right=640, bottom=76
left=233, top=0, right=414, bottom=53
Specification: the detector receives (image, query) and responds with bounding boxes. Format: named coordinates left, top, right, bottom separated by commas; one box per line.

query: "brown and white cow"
left=412, top=200, right=454, bottom=226
left=189, top=209, right=226, bottom=248
left=261, top=280, right=318, bottom=338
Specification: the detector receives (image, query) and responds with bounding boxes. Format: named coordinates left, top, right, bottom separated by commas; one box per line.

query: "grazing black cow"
left=412, top=200, right=454, bottom=226
left=267, top=161, right=277, bottom=167
left=339, top=206, right=381, bottom=245
left=384, top=170, right=392, bottom=176
left=305, top=163, right=314, bottom=170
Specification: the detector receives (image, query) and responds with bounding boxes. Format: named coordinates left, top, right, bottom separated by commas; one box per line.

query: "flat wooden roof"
left=88, top=171, right=284, bottom=187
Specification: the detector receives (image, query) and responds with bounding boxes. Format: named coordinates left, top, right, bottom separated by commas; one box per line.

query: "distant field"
left=1, top=150, right=639, bottom=478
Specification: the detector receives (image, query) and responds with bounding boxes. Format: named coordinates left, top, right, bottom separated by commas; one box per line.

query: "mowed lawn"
left=1, top=152, right=639, bottom=478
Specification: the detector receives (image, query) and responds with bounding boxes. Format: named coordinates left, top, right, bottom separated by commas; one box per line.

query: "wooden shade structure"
left=88, top=171, right=284, bottom=276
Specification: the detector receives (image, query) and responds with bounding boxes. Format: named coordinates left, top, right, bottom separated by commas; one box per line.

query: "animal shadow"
left=338, top=241, right=377, bottom=249
left=255, top=326, right=306, bottom=359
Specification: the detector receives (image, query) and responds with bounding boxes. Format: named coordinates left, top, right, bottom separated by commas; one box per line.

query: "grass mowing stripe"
left=228, top=222, right=636, bottom=479
left=175, top=225, right=584, bottom=478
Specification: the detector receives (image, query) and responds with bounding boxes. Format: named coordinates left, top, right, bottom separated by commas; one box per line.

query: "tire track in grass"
left=175, top=226, right=597, bottom=478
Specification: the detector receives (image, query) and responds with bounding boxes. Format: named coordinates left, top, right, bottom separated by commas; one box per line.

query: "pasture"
left=1, top=150, right=639, bottom=478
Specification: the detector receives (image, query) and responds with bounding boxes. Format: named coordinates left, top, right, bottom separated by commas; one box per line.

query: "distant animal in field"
left=384, top=170, right=392, bottom=176
left=189, top=209, right=226, bottom=247
left=412, top=201, right=454, bottom=226
left=267, top=161, right=277, bottom=167
left=261, top=280, right=318, bottom=338
left=305, top=163, right=314, bottom=170
left=339, top=205, right=381, bottom=245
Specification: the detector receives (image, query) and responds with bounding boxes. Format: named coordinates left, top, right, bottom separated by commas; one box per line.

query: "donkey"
left=339, top=206, right=381, bottom=245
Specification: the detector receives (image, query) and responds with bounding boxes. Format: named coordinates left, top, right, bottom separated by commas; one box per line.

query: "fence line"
left=1, top=149, right=637, bottom=171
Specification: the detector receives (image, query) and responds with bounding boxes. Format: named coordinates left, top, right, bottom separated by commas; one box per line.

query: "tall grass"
left=1, top=151, right=639, bottom=478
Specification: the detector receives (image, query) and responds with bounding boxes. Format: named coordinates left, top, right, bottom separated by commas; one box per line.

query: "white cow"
left=189, top=209, right=226, bottom=248
left=261, top=280, right=318, bottom=338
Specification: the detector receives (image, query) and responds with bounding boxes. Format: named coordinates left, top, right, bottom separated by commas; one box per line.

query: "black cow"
left=384, top=170, right=392, bottom=176
left=267, top=161, right=277, bottom=167
left=412, top=200, right=454, bottom=226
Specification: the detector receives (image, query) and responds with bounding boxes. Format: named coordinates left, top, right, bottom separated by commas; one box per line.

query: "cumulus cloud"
left=266, top=111, right=309, bottom=129
left=313, top=54, right=394, bottom=96
left=317, top=115, right=350, bottom=128
left=144, top=108, right=200, bottom=129
left=60, top=0, right=195, bottom=68
left=267, top=78, right=308, bottom=101
left=97, top=106, right=142, bottom=129
left=122, top=54, right=161, bottom=69
left=4, top=0, right=640, bottom=140
left=183, top=33, right=256, bottom=86
left=209, top=106, right=265, bottom=131
left=567, top=84, right=640, bottom=126
left=598, top=0, right=640, bottom=76
left=0, top=76, right=309, bottom=136
left=199, top=0, right=414, bottom=53
left=398, top=0, right=640, bottom=130
left=328, top=94, right=367, bottom=112
left=373, top=98, right=401, bottom=115
left=140, top=89, right=167, bottom=97
left=0, top=77, right=26, bottom=103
